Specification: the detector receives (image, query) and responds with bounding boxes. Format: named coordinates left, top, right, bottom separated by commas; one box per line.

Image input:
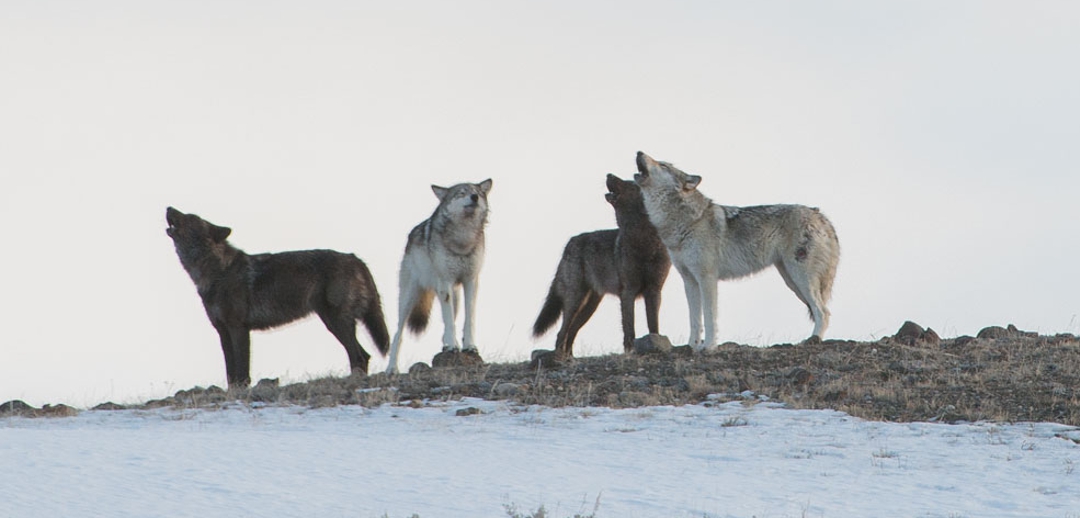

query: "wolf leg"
left=699, top=277, right=718, bottom=351
left=677, top=265, right=704, bottom=349
left=778, top=260, right=828, bottom=340
left=643, top=285, right=662, bottom=335
left=618, top=287, right=638, bottom=352
left=385, top=327, right=406, bottom=375
left=214, top=324, right=239, bottom=387
left=461, top=277, right=479, bottom=352
left=319, top=312, right=371, bottom=374
left=562, top=291, right=601, bottom=357
left=386, top=285, right=417, bottom=375
left=226, top=327, right=252, bottom=388
left=436, top=285, right=461, bottom=351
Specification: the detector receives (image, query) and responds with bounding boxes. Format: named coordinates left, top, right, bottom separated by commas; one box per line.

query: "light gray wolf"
left=533, top=174, right=671, bottom=357
left=165, top=207, right=389, bottom=387
left=633, top=152, right=839, bottom=349
left=385, top=179, right=492, bottom=374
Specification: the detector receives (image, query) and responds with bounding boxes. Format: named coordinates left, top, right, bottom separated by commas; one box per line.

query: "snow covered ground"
left=2, top=397, right=1078, bottom=518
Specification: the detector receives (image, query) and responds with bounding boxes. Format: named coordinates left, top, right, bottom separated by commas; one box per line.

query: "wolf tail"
left=362, top=304, right=391, bottom=355
left=406, top=290, right=435, bottom=334
left=532, top=287, right=563, bottom=337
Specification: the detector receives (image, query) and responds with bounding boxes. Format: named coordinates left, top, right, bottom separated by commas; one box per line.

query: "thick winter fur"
left=385, top=179, right=492, bottom=374
left=165, top=207, right=389, bottom=388
left=533, top=174, right=671, bottom=356
left=634, top=152, right=840, bottom=349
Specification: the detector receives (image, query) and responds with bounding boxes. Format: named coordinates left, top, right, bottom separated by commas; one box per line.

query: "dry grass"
left=8, top=326, right=1078, bottom=426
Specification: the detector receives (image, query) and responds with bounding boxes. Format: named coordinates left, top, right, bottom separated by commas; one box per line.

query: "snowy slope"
left=2, top=398, right=1078, bottom=518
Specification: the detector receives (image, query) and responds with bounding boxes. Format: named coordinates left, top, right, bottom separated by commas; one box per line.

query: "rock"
left=895, top=321, right=941, bottom=345
left=921, top=327, right=941, bottom=345
left=977, top=325, right=1010, bottom=339
left=529, top=350, right=564, bottom=370
left=633, top=334, right=673, bottom=355
left=455, top=406, right=481, bottom=417
left=953, top=335, right=976, bottom=346
left=0, top=400, right=36, bottom=417
left=493, top=383, right=521, bottom=397
left=142, top=397, right=176, bottom=409
left=249, top=378, right=280, bottom=403
left=1007, top=324, right=1038, bottom=338
left=408, top=362, right=432, bottom=375
left=432, top=349, right=484, bottom=368
left=92, top=402, right=126, bottom=411
left=895, top=321, right=925, bottom=342
left=787, top=367, right=814, bottom=386
left=38, top=404, right=78, bottom=418
left=670, top=345, right=695, bottom=358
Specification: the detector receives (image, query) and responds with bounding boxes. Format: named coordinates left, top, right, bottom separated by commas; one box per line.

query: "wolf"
left=165, top=207, right=389, bottom=388
left=634, top=152, right=840, bottom=349
left=532, top=174, right=671, bottom=357
left=384, top=179, right=492, bottom=374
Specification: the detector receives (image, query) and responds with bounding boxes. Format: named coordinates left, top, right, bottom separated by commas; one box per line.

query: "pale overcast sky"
left=2, top=1, right=1077, bottom=406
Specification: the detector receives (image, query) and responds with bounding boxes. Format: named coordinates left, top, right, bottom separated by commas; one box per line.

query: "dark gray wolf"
left=165, top=207, right=389, bottom=387
left=385, top=179, right=492, bottom=374
left=532, top=174, right=671, bottom=357
left=634, top=152, right=840, bottom=349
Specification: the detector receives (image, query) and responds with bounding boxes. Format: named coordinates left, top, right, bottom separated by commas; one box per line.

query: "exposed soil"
left=5, top=323, right=1079, bottom=427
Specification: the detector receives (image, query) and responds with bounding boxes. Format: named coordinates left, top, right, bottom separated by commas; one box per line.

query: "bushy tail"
left=362, top=304, right=391, bottom=355
left=532, top=287, right=563, bottom=337
left=407, top=290, right=435, bottom=335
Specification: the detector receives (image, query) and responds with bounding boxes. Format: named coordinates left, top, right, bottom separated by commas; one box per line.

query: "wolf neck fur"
left=646, top=189, right=715, bottom=250
left=428, top=209, right=486, bottom=255
left=184, top=242, right=241, bottom=295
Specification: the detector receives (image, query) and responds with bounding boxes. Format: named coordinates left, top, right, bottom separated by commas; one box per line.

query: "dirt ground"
left=6, top=323, right=1079, bottom=427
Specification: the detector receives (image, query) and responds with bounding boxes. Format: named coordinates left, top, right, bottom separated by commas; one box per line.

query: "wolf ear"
left=683, top=175, right=702, bottom=191
left=210, top=224, right=231, bottom=242
left=477, top=178, right=493, bottom=195
left=431, top=185, right=449, bottom=200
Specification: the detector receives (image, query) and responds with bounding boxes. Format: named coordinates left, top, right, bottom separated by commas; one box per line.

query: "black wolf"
left=165, top=207, right=389, bottom=388
left=532, top=174, right=671, bottom=357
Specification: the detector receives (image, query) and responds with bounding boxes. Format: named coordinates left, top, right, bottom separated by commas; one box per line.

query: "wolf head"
left=431, top=179, right=492, bottom=222
left=605, top=174, right=648, bottom=217
left=165, top=207, right=235, bottom=273
left=634, top=151, right=701, bottom=194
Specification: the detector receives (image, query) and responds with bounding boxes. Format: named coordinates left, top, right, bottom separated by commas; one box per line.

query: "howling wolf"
left=165, top=207, right=389, bottom=387
left=385, top=179, right=492, bottom=374
left=634, top=152, right=840, bottom=349
left=533, top=174, right=671, bottom=357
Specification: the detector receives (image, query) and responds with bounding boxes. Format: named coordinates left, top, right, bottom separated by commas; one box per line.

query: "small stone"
left=92, top=402, right=126, bottom=411
left=0, top=400, right=36, bottom=417
left=787, top=367, right=814, bottom=386
left=432, top=349, right=485, bottom=368
left=895, top=321, right=925, bottom=343
left=249, top=378, right=280, bottom=403
left=921, top=327, right=941, bottom=345
left=455, top=407, right=481, bottom=417
left=529, top=350, right=564, bottom=370
left=977, top=326, right=1010, bottom=339
left=38, top=404, right=78, bottom=418
left=633, top=334, right=673, bottom=355
left=493, top=383, right=521, bottom=397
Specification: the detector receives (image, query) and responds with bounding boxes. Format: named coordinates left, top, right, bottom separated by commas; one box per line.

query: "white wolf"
left=385, top=179, right=493, bottom=374
left=634, top=152, right=839, bottom=349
